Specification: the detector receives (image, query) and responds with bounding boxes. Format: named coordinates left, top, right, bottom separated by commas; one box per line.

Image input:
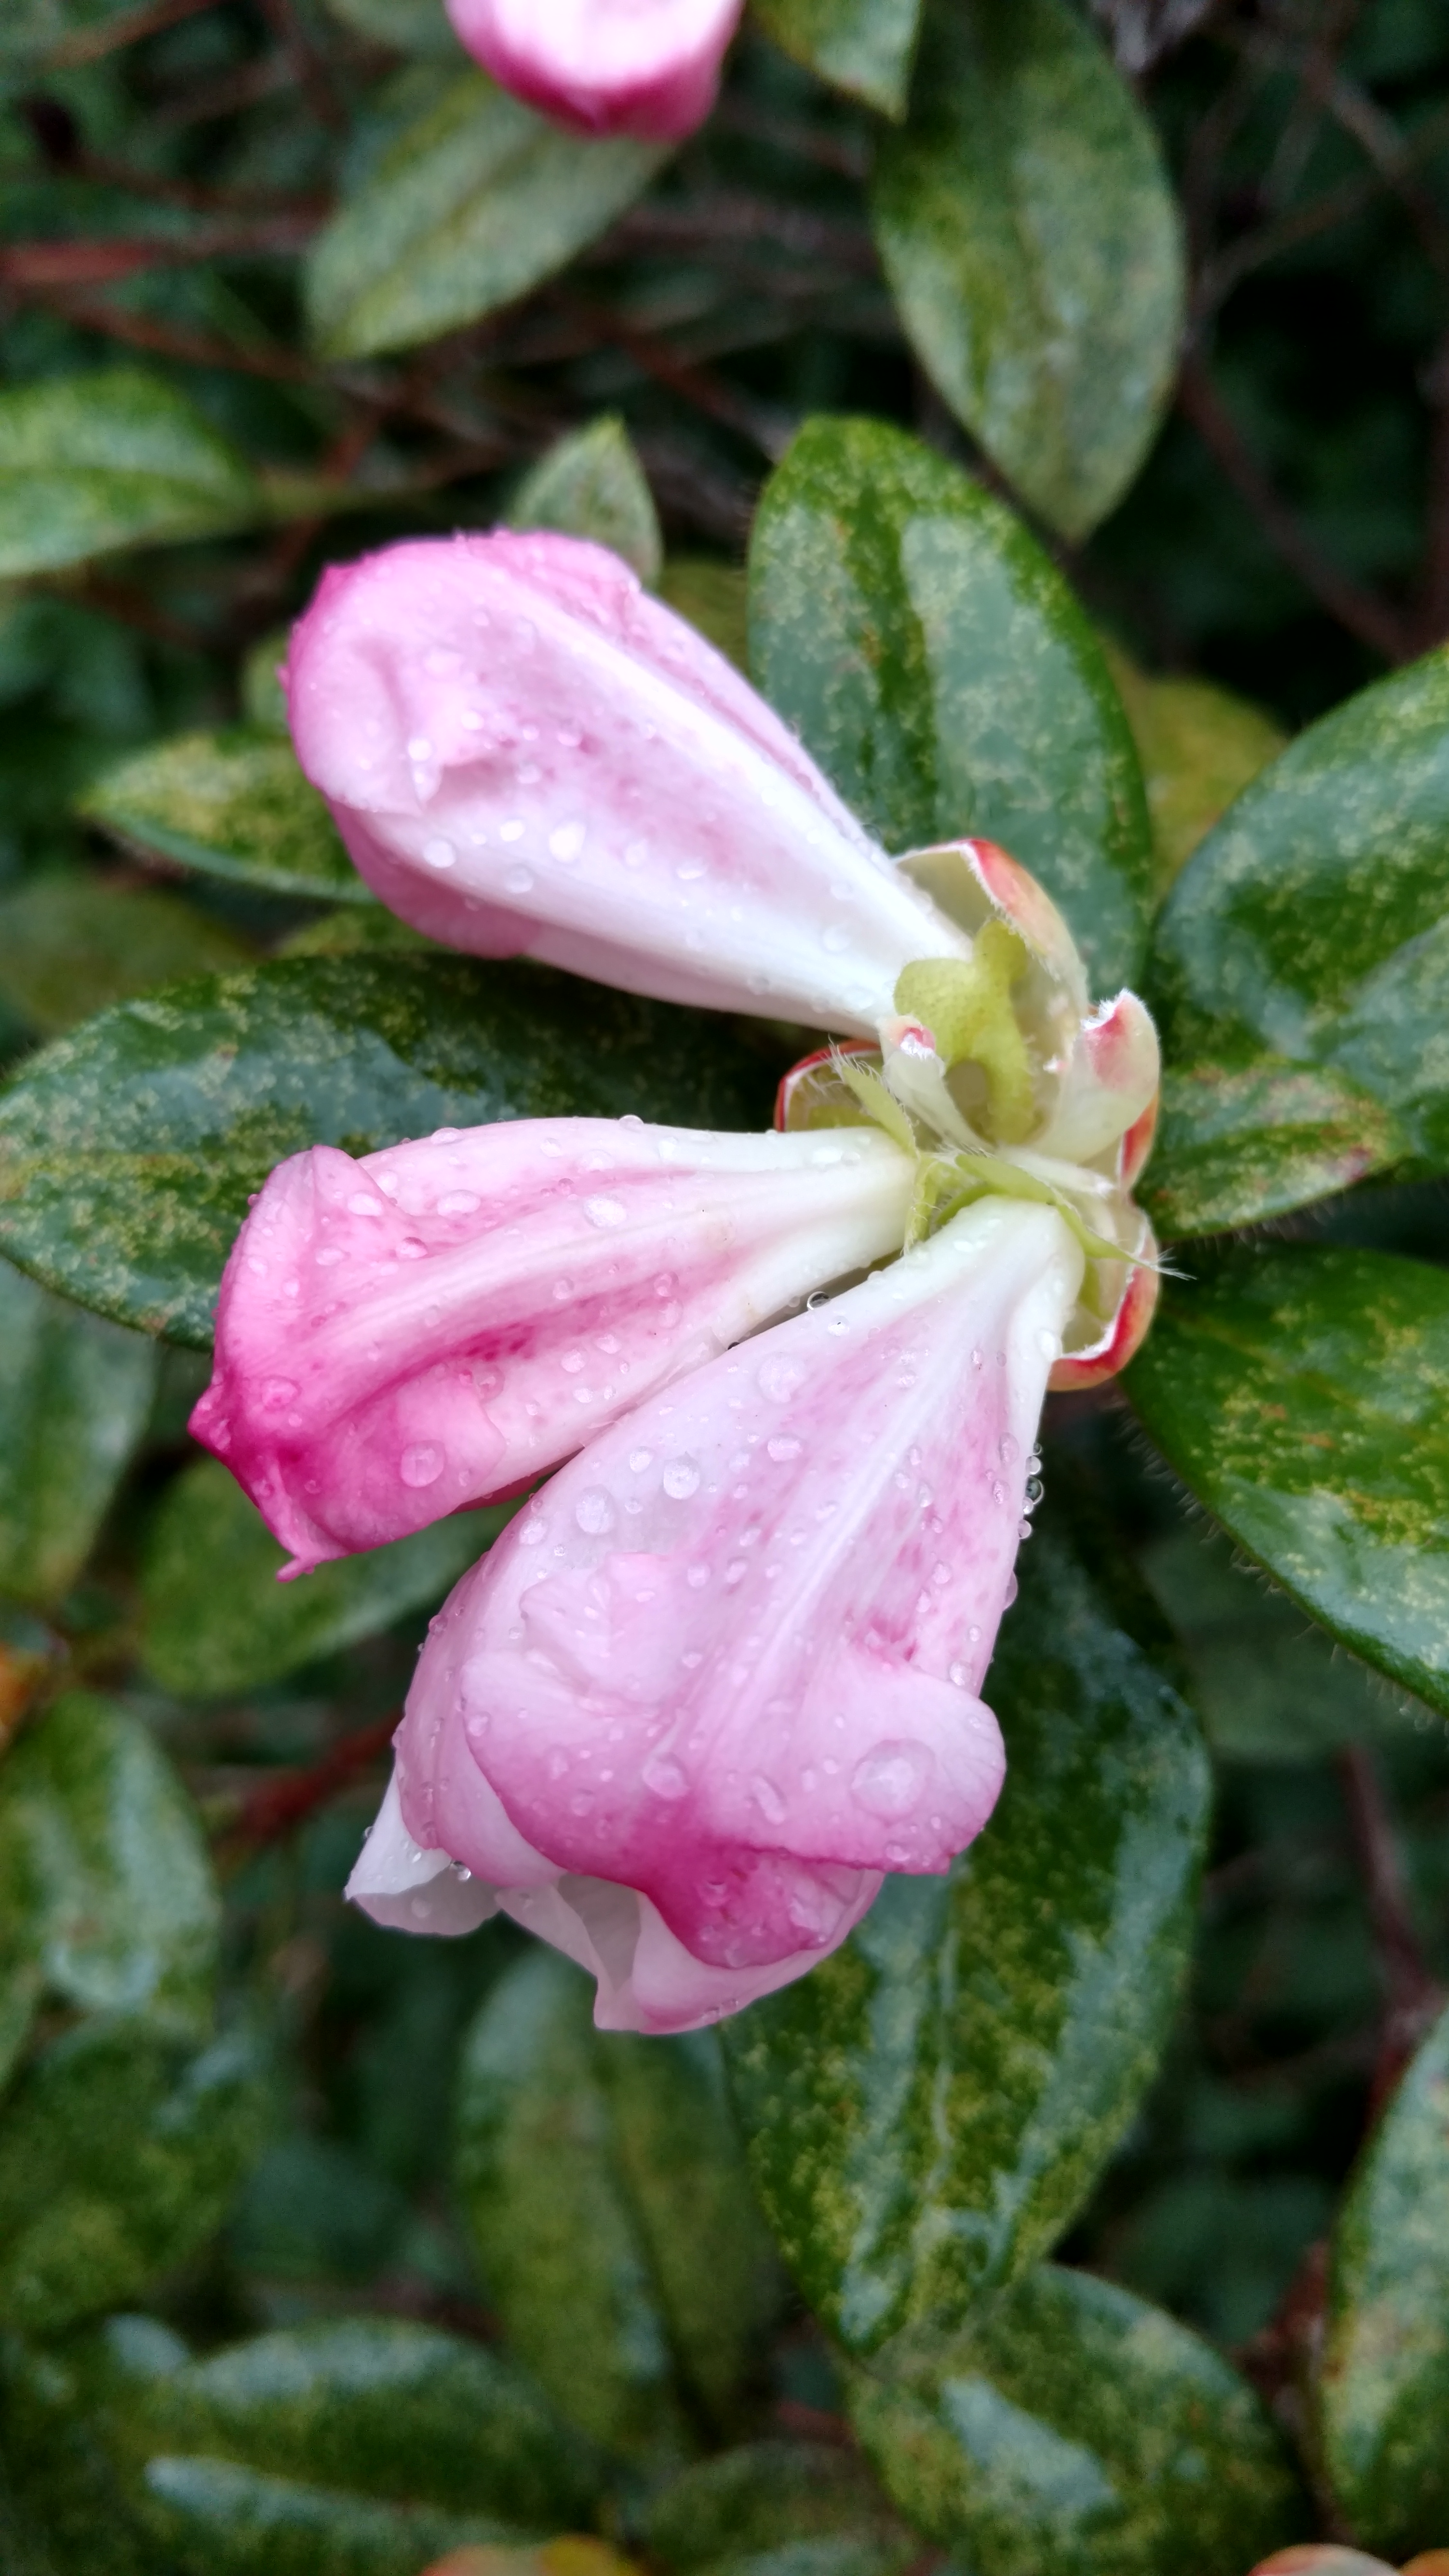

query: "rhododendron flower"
left=348, top=1197, right=1078, bottom=2032
left=445, top=0, right=742, bottom=141
left=198, top=526, right=1166, bottom=2030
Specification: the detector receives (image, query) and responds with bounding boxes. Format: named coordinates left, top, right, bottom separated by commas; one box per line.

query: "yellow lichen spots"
left=894, top=926, right=1035, bottom=1143
left=420, top=2542, right=638, bottom=2576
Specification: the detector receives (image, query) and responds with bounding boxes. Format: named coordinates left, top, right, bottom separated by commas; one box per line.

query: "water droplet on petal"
left=349, top=1193, right=385, bottom=1217
left=853, top=1743, right=928, bottom=1815
left=423, top=836, right=456, bottom=870
left=949, top=1661, right=969, bottom=1689
left=757, top=1355, right=805, bottom=1402
left=437, top=1192, right=481, bottom=1216
left=766, top=1435, right=802, bottom=1462
left=584, top=1195, right=627, bottom=1228
left=751, top=1774, right=787, bottom=1824
left=401, top=1443, right=444, bottom=1489
left=1004, top=1572, right=1019, bottom=1607
left=643, top=1755, right=688, bottom=1801
left=662, top=1458, right=700, bottom=1500
left=549, top=821, right=585, bottom=861
left=575, top=1488, right=616, bottom=1535
left=504, top=865, right=534, bottom=894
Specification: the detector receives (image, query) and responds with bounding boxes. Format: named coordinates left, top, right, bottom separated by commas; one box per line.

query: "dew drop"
left=499, top=818, right=525, bottom=842
left=549, top=820, right=586, bottom=861
left=949, top=1661, right=969, bottom=1689
left=643, top=1755, right=688, bottom=1801
left=504, top=865, right=535, bottom=894
left=400, top=1443, right=444, bottom=1489
left=423, top=836, right=456, bottom=870
left=999, top=1433, right=1019, bottom=1466
left=767, top=1434, right=802, bottom=1463
left=584, top=1195, right=627, bottom=1228
left=1004, top=1572, right=1019, bottom=1607
left=437, top=1191, right=481, bottom=1215
left=821, top=923, right=850, bottom=953
left=575, top=1488, right=616, bottom=1535
left=348, top=1193, right=385, bottom=1217
left=853, top=1744, right=926, bottom=1816
left=628, top=1448, right=653, bottom=1473
left=662, top=1458, right=701, bottom=1500
left=751, top=1774, right=787, bottom=1824
left=757, top=1355, right=805, bottom=1402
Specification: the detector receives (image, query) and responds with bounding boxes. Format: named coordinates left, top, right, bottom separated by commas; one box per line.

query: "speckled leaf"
left=1127, top=1247, right=1449, bottom=1716
left=750, top=0, right=922, bottom=116
left=749, top=416, right=1151, bottom=990
left=0, top=954, right=774, bottom=1346
left=0, top=878, right=254, bottom=1039
left=80, top=729, right=368, bottom=905
left=0, top=2019, right=270, bottom=2337
left=1146, top=650, right=1449, bottom=1234
left=141, top=1460, right=508, bottom=1697
left=644, top=2440, right=917, bottom=2576
left=0, top=1690, right=218, bottom=2091
left=455, top=1950, right=779, bottom=2457
left=871, top=0, right=1184, bottom=541
left=721, top=1524, right=1209, bottom=2354
left=1104, top=648, right=1287, bottom=896
left=0, top=1261, right=157, bottom=1608
left=509, top=418, right=663, bottom=586
left=5, top=2312, right=595, bottom=2576
left=305, top=72, right=668, bottom=361
left=0, top=370, right=261, bottom=577
left=659, top=562, right=749, bottom=673
left=1320, top=2000, right=1449, bottom=2555
left=848, top=2267, right=1302, bottom=2576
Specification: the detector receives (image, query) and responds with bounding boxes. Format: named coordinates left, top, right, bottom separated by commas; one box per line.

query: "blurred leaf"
left=276, top=907, right=436, bottom=958
left=0, top=954, right=774, bottom=1345
left=722, top=1524, right=1209, bottom=2353
left=0, top=1262, right=157, bottom=1609
left=306, top=73, right=668, bottom=361
left=319, top=0, right=461, bottom=53
left=80, top=731, right=368, bottom=907
left=871, top=0, right=1184, bottom=540
left=0, top=372, right=261, bottom=578
left=509, top=418, right=663, bottom=586
left=238, top=634, right=291, bottom=738
left=1146, top=650, right=1449, bottom=1234
left=1127, top=1248, right=1449, bottom=1718
left=644, top=2440, right=916, bottom=2576
left=749, top=415, right=1151, bottom=990
left=1321, top=1998, right=1449, bottom=2558
left=1140, top=1523, right=1423, bottom=1763
left=848, top=2267, right=1302, bottom=2576
left=141, top=1460, right=506, bottom=1696
left=659, top=562, right=750, bottom=673
left=0, top=1690, right=218, bottom=2090
left=750, top=0, right=922, bottom=116
left=0, top=2021, right=269, bottom=2337
left=456, top=1949, right=779, bottom=2457
left=1103, top=649, right=1287, bottom=895
left=0, top=879, right=255, bottom=1039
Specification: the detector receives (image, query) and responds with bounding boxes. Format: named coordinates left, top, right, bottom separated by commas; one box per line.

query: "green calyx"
left=894, top=924, right=1035, bottom=1143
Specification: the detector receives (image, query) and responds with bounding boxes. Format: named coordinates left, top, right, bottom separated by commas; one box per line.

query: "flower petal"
left=192, top=1117, right=912, bottom=1570
left=286, top=533, right=966, bottom=1032
left=372, top=1195, right=1083, bottom=2025
left=445, top=0, right=742, bottom=139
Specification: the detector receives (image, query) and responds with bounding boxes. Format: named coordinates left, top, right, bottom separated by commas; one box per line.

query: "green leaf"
left=644, top=2440, right=917, bottom=2576
left=0, top=1262, right=157, bottom=1609
left=509, top=417, right=663, bottom=586
left=0, top=371, right=261, bottom=578
left=659, top=562, right=750, bottom=674
left=1103, top=649, right=1288, bottom=897
left=0, top=1690, right=218, bottom=2090
left=0, top=2020, right=270, bottom=2337
left=722, top=1522, right=1209, bottom=2354
left=319, top=0, right=460, bottom=54
left=455, top=1949, right=780, bottom=2457
left=1127, top=1247, right=1449, bottom=1718
left=1140, top=1522, right=1426, bottom=1764
left=1147, top=649, right=1449, bottom=1234
left=0, top=879, right=255, bottom=1039
left=80, top=730, right=369, bottom=907
left=750, top=0, right=922, bottom=117
left=748, top=416, right=1151, bottom=991
left=305, top=71, right=668, bottom=362
left=0, top=953, right=774, bottom=1346
left=847, top=2267, right=1302, bottom=2576
left=140, top=1459, right=507, bottom=1695
left=871, top=0, right=1184, bottom=541
left=1321, top=1999, right=1449, bottom=2557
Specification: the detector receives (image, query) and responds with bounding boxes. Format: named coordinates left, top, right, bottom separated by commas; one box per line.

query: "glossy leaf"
left=1147, top=650, right=1449, bottom=1234
left=1127, top=1248, right=1449, bottom=1717
left=0, top=370, right=261, bottom=577
left=455, top=1950, right=780, bottom=2456
left=509, top=418, right=663, bottom=586
left=306, top=72, right=668, bottom=362
left=80, top=730, right=368, bottom=906
left=644, top=2440, right=916, bottom=2576
left=0, top=878, right=254, bottom=1039
left=0, top=2020, right=269, bottom=2337
left=0, top=1690, right=217, bottom=2089
left=0, top=1261, right=157, bottom=1608
left=749, top=416, right=1151, bottom=990
left=0, top=954, right=774, bottom=1346
left=722, top=1523, right=1209, bottom=2354
left=848, top=2266, right=1302, bottom=2576
left=1104, top=649, right=1287, bottom=896
left=750, top=0, right=922, bottom=117
left=1320, top=1999, right=1449, bottom=2556
left=871, top=0, right=1184, bottom=541
left=141, top=1460, right=507, bottom=1696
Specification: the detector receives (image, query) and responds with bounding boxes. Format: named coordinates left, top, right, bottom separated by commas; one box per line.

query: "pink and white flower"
left=444, top=0, right=742, bottom=141
left=199, top=527, right=1165, bottom=2032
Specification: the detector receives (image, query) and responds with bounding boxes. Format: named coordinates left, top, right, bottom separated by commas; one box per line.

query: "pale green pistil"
left=894, top=922, right=1035, bottom=1144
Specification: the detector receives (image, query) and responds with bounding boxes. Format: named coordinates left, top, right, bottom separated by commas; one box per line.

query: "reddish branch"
left=221, top=1714, right=397, bottom=1852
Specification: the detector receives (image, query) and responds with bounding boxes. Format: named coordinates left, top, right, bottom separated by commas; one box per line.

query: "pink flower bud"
left=348, top=1195, right=1085, bottom=2031
left=285, top=533, right=967, bottom=1033
left=191, top=1117, right=913, bottom=1572
left=445, top=0, right=743, bottom=140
